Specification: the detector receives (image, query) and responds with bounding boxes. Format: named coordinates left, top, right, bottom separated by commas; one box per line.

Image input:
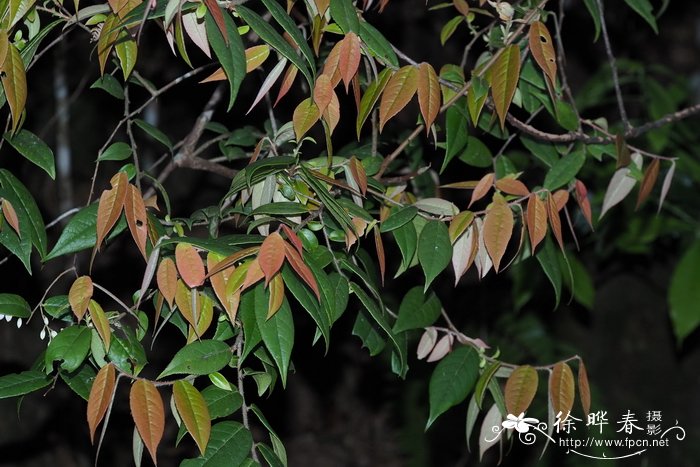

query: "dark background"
left=1, top=1, right=699, bottom=466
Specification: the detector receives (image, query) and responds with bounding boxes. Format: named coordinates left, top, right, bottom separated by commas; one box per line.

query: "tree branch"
left=596, top=0, right=630, bottom=131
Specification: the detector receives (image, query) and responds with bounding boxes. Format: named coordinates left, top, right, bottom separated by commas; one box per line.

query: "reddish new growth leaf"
left=636, top=158, right=660, bottom=210
left=469, top=172, right=495, bottom=207
left=417, top=62, right=441, bottom=133
left=495, top=178, right=530, bottom=197
left=574, top=180, right=593, bottom=230
left=549, top=362, right=575, bottom=421
left=283, top=241, right=320, bottom=299
left=482, top=193, right=514, bottom=272
left=1, top=199, right=20, bottom=235
left=379, top=65, right=419, bottom=131
left=175, top=243, right=206, bottom=288
left=313, top=74, right=334, bottom=114
left=203, top=0, right=228, bottom=44
left=69, top=275, right=93, bottom=322
left=259, top=232, right=286, bottom=285
left=156, top=258, right=178, bottom=308
left=280, top=224, right=303, bottom=255
left=321, top=41, right=343, bottom=88
left=95, top=171, right=128, bottom=254
left=373, top=225, right=386, bottom=286
left=338, top=32, right=362, bottom=92
left=348, top=156, right=368, bottom=195
left=546, top=192, right=564, bottom=251
left=87, top=363, right=116, bottom=443
left=125, top=184, right=149, bottom=261
left=274, top=64, right=298, bottom=106
left=130, top=379, right=165, bottom=466
left=578, top=361, right=591, bottom=418
left=526, top=194, right=547, bottom=252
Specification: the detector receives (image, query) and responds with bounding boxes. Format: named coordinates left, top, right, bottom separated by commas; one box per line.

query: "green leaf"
left=0, top=293, right=30, bottom=318
left=259, top=0, right=315, bottom=74
left=459, top=136, right=493, bottom=168
left=60, top=363, right=97, bottom=401
left=418, top=221, right=452, bottom=291
left=443, top=103, right=469, bottom=172
left=0, top=169, right=47, bottom=258
left=352, top=309, right=386, bottom=356
left=202, top=385, right=242, bottom=419
left=329, top=0, right=360, bottom=34
left=555, top=101, right=578, bottom=131
left=205, top=9, right=246, bottom=110
left=582, top=0, right=601, bottom=41
left=350, top=283, right=406, bottom=376
left=440, top=16, right=463, bottom=45
left=159, top=340, right=231, bottom=379
left=623, top=0, right=658, bottom=33
left=98, top=142, right=133, bottom=161
left=237, top=5, right=313, bottom=88
left=134, top=119, right=173, bottom=150
left=0, top=195, right=31, bottom=273
left=393, top=287, right=441, bottom=333
left=559, top=254, right=595, bottom=310
left=0, top=370, right=51, bottom=399
left=239, top=288, right=262, bottom=362
left=393, top=220, right=418, bottom=275
left=359, top=21, right=399, bottom=67
left=282, top=264, right=330, bottom=349
left=669, top=240, right=700, bottom=343
left=250, top=202, right=309, bottom=216
left=255, top=285, right=294, bottom=388
left=115, top=32, right=138, bottom=79
left=45, top=325, right=92, bottom=373
left=380, top=206, right=418, bottom=233
left=535, top=237, right=562, bottom=309
left=356, top=68, right=392, bottom=138
left=543, top=150, right=585, bottom=191
left=4, top=130, right=55, bottom=179
left=107, top=328, right=147, bottom=374
left=427, top=346, right=480, bottom=429
left=45, top=203, right=128, bottom=260
left=20, top=20, right=62, bottom=67
left=257, top=443, right=284, bottom=467
left=91, top=74, right=125, bottom=99
left=520, top=136, right=560, bottom=168
left=180, top=421, right=252, bottom=467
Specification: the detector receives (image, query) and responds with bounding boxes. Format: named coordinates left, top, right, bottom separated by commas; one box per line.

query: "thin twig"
left=596, top=0, right=630, bottom=131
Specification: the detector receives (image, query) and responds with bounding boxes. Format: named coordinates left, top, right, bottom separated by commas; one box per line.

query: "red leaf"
left=203, top=0, right=228, bottom=45
left=156, top=258, right=178, bottom=308
left=1, top=199, right=20, bottom=235
left=546, top=192, right=564, bottom=251
left=574, top=180, right=593, bottom=230
left=526, top=194, right=547, bottom=252
left=374, top=225, right=385, bottom=286
left=274, top=64, right=298, bottom=106
left=417, top=62, right=441, bottom=133
left=469, top=172, right=494, bottom=207
left=259, top=232, right=286, bottom=285
left=130, top=380, right=165, bottom=466
left=338, top=32, right=362, bottom=92
left=283, top=241, right=320, bottom=299
left=69, top=276, right=93, bottom=322
left=175, top=243, right=206, bottom=288
left=87, top=363, right=116, bottom=443
left=313, top=74, right=334, bottom=114
left=636, top=158, right=660, bottom=210
left=482, top=193, right=514, bottom=272
left=495, top=178, right=530, bottom=196
left=280, top=224, right=303, bottom=256
left=125, top=184, right=149, bottom=261
left=95, top=171, right=128, bottom=252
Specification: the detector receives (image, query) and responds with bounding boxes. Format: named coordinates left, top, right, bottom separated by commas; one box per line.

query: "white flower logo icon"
left=502, top=413, right=540, bottom=433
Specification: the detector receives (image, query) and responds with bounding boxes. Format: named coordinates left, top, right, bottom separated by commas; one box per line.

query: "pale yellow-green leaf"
left=1, top=43, right=27, bottom=133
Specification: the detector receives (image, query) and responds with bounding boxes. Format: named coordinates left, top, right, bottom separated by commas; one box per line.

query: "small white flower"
left=4, top=314, right=11, bottom=322
left=502, top=413, right=540, bottom=433
left=488, top=1, right=514, bottom=21
left=40, top=329, right=46, bottom=340
left=16, top=318, right=22, bottom=328
left=49, top=329, right=58, bottom=338
left=42, top=315, right=49, bottom=325
left=0, top=314, right=4, bottom=321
